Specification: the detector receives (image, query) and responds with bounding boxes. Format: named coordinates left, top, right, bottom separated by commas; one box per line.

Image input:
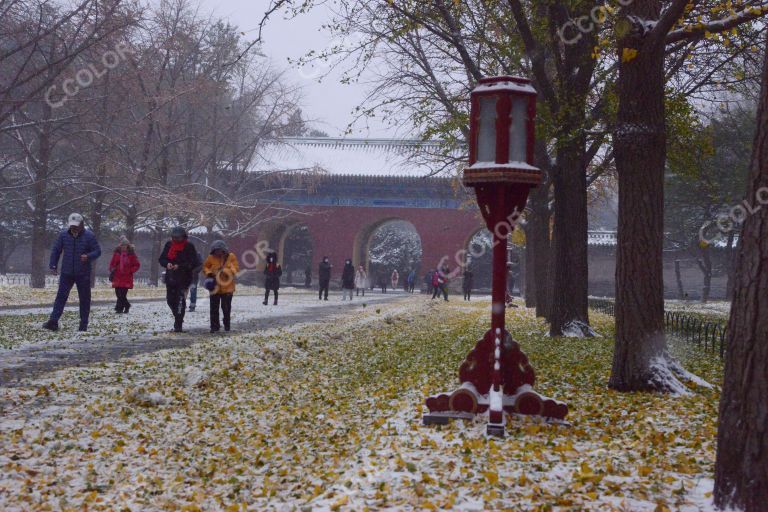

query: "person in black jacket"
left=263, top=252, right=282, bottom=305
left=318, top=256, right=331, bottom=300
left=462, top=268, right=474, bottom=301
left=158, top=227, right=199, bottom=332
left=341, top=259, right=355, bottom=300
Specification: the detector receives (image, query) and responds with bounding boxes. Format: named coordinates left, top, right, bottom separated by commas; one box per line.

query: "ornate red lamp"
left=423, top=76, right=568, bottom=437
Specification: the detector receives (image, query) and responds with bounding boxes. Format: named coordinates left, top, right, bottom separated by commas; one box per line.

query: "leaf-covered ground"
left=0, top=296, right=721, bottom=511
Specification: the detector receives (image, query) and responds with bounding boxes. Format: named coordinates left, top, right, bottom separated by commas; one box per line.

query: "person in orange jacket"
left=202, top=240, right=239, bottom=333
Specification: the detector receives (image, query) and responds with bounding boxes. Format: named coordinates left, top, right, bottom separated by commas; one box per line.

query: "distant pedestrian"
left=424, top=271, right=433, bottom=295
left=187, top=251, right=204, bottom=312
left=263, top=252, right=282, bottom=305
left=407, top=268, right=416, bottom=293
left=355, top=264, right=368, bottom=296
left=318, top=256, right=332, bottom=300
left=109, top=237, right=140, bottom=314
left=462, top=268, right=473, bottom=301
left=304, top=264, right=312, bottom=287
left=341, top=259, right=355, bottom=300
left=43, top=213, right=102, bottom=332
left=203, top=240, right=239, bottom=332
left=377, top=271, right=388, bottom=293
left=431, top=267, right=449, bottom=301
left=507, top=258, right=520, bottom=297
left=391, top=269, right=399, bottom=291
left=159, top=227, right=199, bottom=333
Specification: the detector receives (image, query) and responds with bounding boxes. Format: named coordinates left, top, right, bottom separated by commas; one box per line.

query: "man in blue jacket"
left=42, top=213, right=102, bottom=332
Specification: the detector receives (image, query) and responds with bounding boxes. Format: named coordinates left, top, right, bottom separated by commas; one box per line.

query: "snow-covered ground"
left=664, top=300, right=731, bottom=321
left=0, top=297, right=722, bottom=511
left=0, top=288, right=406, bottom=378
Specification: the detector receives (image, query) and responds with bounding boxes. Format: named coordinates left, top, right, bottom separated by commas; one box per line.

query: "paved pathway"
left=0, top=294, right=405, bottom=386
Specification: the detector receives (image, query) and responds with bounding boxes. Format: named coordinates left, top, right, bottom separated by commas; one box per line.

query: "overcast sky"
left=197, top=0, right=393, bottom=138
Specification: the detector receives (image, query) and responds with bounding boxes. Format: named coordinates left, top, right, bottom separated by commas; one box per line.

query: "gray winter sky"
left=198, top=0, right=393, bottom=138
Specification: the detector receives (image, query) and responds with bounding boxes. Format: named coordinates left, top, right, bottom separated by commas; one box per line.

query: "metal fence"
left=588, top=297, right=727, bottom=358
left=0, top=274, right=153, bottom=287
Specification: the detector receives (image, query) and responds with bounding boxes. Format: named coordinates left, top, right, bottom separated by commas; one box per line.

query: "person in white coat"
left=355, top=265, right=368, bottom=297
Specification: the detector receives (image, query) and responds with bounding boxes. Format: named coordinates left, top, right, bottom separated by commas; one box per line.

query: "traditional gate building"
left=230, top=138, right=485, bottom=284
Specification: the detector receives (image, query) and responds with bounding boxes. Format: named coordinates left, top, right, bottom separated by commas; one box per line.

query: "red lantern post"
left=423, top=76, right=568, bottom=437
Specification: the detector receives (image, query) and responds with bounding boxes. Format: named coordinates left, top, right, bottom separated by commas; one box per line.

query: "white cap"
left=68, top=213, right=84, bottom=227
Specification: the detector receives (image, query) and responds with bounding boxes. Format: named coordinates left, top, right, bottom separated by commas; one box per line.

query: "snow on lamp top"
left=464, top=76, right=542, bottom=187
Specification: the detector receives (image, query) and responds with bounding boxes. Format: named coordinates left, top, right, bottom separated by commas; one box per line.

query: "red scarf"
left=167, top=239, right=188, bottom=261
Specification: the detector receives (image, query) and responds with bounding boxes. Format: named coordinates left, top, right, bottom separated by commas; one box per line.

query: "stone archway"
left=354, top=218, right=423, bottom=290
left=278, top=223, right=314, bottom=286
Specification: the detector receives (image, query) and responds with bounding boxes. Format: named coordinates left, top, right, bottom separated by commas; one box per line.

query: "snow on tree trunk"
left=714, top=37, right=768, bottom=512
left=609, top=0, right=681, bottom=392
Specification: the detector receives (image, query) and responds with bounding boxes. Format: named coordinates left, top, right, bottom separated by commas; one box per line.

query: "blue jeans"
left=50, top=273, right=91, bottom=327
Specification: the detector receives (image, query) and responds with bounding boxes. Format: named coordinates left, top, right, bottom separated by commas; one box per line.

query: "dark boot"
left=42, top=320, right=59, bottom=331
left=78, top=322, right=88, bottom=332
left=173, top=316, right=183, bottom=333
left=124, top=303, right=131, bottom=314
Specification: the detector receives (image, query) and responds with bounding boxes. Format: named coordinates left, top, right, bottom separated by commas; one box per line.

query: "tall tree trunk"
left=609, top=0, right=676, bottom=391
left=714, top=37, right=768, bottom=511
left=524, top=236, right=535, bottom=307
left=29, top=102, right=53, bottom=289
left=674, top=259, right=685, bottom=300
left=0, top=235, right=6, bottom=274
left=150, top=228, right=162, bottom=286
left=508, top=2, right=596, bottom=331
left=696, top=247, right=712, bottom=303
left=529, top=182, right=552, bottom=318
left=724, top=230, right=736, bottom=301
left=549, top=142, right=590, bottom=335
left=30, top=179, right=49, bottom=289
left=89, top=163, right=107, bottom=288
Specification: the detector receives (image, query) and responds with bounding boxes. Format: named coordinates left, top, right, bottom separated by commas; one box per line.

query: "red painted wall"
left=230, top=205, right=484, bottom=280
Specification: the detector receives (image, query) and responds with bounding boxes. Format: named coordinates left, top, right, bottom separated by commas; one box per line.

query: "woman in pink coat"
left=109, top=238, right=141, bottom=313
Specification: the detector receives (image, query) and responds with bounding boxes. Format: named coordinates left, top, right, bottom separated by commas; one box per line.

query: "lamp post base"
left=422, top=411, right=476, bottom=426
left=423, top=329, right=568, bottom=434
left=486, top=423, right=506, bottom=438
